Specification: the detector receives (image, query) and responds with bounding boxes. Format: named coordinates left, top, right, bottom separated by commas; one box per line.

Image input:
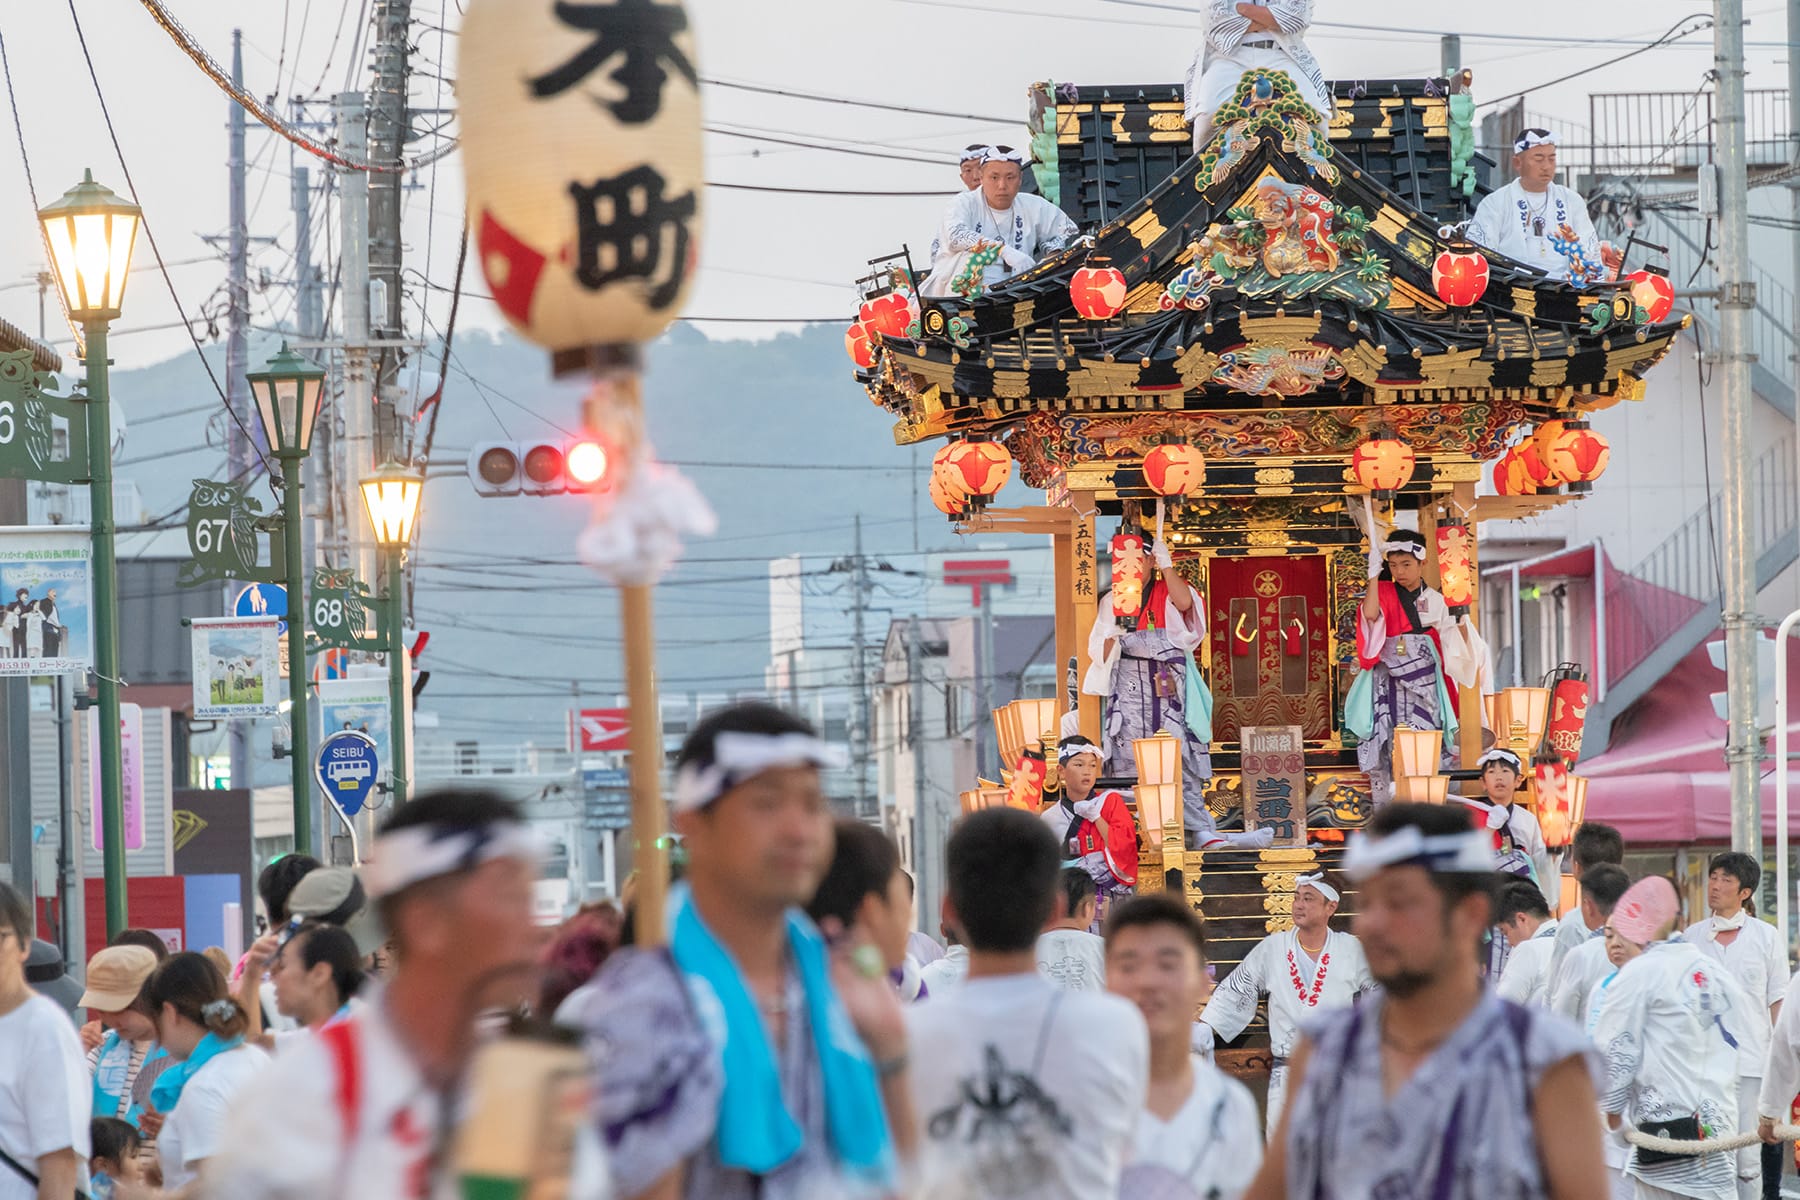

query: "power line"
left=706, top=125, right=949, bottom=166
left=1479, top=15, right=1715, bottom=107
left=700, top=77, right=1014, bottom=124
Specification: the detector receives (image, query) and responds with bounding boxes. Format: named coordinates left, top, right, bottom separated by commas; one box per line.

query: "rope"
left=1621, top=1122, right=1800, bottom=1155
left=136, top=0, right=456, bottom=174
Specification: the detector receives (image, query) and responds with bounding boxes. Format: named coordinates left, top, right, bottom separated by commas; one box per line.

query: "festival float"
left=849, top=72, right=1683, bottom=1078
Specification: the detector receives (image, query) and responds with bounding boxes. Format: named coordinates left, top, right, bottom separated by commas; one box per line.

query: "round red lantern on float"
left=1142, top=443, right=1208, bottom=497
left=845, top=321, right=877, bottom=369
left=1351, top=434, right=1416, bottom=500
left=1624, top=270, right=1675, bottom=323
left=1493, top=449, right=1536, bottom=497
left=859, top=292, right=915, bottom=340
left=1070, top=260, right=1129, bottom=321
left=1515, top=438, right=1564, bottom=491
left=943, top=439, right=1013, bottom=507
left=1546, top=419, right=1611, bottom=493
left=931, top=442, right=970, bottom=500
left=1432, top=248, right=1489, bottom=307
left=928, top=466, right=968, bottom=517
left=1546, top=675, right=1590, bottom=766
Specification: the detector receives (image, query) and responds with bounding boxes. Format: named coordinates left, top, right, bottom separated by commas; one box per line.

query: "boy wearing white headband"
left=919, top=145, right=1078, bottom=299
left=1247, top=803, right=1607, bottom=1200
left=1199, top=868, right=1371, bottom=1138
left=1468, top=127, right=1621, bottom=284
left=1455, top=747, right=1555, bottom=906
left=1349, top=527, right=1484, bottom=803
left=1040, top=736, right=1141, bottom=925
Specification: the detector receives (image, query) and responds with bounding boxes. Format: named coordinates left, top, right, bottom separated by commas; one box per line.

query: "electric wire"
left=0, top=26, right=81, bottom=352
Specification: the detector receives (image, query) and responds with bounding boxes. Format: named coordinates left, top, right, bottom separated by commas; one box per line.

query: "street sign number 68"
left=314, top=598, right=345, bottom=629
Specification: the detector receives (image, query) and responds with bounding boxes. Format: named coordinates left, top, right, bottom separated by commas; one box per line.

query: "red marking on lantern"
left=858, top=291, right=915, bottom=340
left=1351, top=435, right=1416, bottom=500
left=476, top=209, right=548, bottom=325
left=1070, top=262, right=1129, bottom=320
left=1142, top=443, right=1208, bottom=497
left=845, top=321, right=877, bottom=369
left=1432, top=249, right=1489, bottom=308
left=1547, top=421, right=1611, bottom=492
left=1624, top=269, right=1676, bottom=323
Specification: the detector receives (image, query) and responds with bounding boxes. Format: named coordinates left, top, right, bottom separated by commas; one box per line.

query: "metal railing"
left=1588, top=89, right=1791, bottom=179
left=1606, top=437, right=1797, bottom=682
left=1662, top=231, right=1797, bottom=396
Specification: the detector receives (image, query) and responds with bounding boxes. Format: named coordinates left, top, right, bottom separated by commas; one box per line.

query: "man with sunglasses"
left=920, top=146, right=1077, bottom=300
left=1469, top=128, right=1623, bottom=284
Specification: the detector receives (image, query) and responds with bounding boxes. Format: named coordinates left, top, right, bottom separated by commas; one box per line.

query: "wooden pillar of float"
left=1072, top=493, right=1101, bottom=743
left=1453, top=481, right=1485, bottom=777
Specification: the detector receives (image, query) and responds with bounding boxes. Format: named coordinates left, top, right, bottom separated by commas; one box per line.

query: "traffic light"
left=466, top=439, right=611, bottom=496
left=1707, top=631, right=1777, bottom=734
left=468, top=441, right=522, bottom=496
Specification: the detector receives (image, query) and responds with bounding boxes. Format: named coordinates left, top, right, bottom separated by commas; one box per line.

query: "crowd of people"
left=2, top=698, right=1797, bottom=1199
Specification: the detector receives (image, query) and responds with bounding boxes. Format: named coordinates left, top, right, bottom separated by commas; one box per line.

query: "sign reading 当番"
left=1242, top=725, right=1308, bottom=850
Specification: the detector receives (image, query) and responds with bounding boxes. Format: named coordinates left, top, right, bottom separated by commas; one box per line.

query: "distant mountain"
left=107, top=322, right=1038, bottom=747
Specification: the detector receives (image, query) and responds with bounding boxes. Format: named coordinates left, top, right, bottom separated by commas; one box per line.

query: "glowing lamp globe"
left=859, top=291, right=914, bottom=340
left=1070, top=261, right=1129, bottom=320
left=1431, top=248, right=1489, bottom=308
left=943, top=440, right=1012, bottom=506
left=1624, top=270, right=1675, bottom=323
left=928, top=468, right=968, bottom=517
left=1351, top=435, right=1415, bottom=500
left=931, top=442, right=972, bottom=501
left=845, top=321, right=877, bottom=369
left=1515, top=439, right=1564, bottom=490
left=1546, top=420, right=1610, bottom=494
left=1142, top=443, right=1207, bottom=497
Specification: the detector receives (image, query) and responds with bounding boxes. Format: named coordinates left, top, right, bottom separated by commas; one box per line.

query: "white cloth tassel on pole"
left=1155, top=498, right=1165, bottom=545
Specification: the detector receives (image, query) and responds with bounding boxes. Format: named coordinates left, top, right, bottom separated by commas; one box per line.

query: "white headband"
left=1513, top=128, right=1556, bottom=154
left=672, top=730, right=846, bottom=813
left=1343, top=827, right=1496, bottom=881
left=1296, top=872, right=1339, bottom=903
left=1379, top=535, right=1428, bottom=561
left=982, top=147, right=1029, bottom=167
left=1058, top=740, right=1102, bottom=764
left=362, top=821, right=544, bottom=900
left=1477, top=747, right=1524, bottom=773
left=959, top=145, right=991, bottom=163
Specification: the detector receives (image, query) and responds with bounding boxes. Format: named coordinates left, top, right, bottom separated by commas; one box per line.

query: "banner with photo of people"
left=0, top=526, right=93, bottom=676
left=191, top=616, right=283, bottom=718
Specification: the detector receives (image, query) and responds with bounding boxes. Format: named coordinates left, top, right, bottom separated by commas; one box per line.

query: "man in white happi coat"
left=919, top=147, right=1078, bottom=300
left=1594, top=875, right=1754, bottom=1200
left=1549, top=862, right=1632, bottom=1029
left=1552, top=821, right=1626, bottom=975
left=1494, top=879, right=1559, bottom=1007
left=1186, top=1, right=1332, bottom=152
left=1199, top=871, right=1372, bottom=1136
left=1469, top=128, right=1623, bottom=285
left=928, top=145, right=991, bottom=265
left=1684, top=852, right=1790, bottom=1200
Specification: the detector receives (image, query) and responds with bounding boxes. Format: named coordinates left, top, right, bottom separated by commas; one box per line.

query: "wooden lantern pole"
left=621, top=583, right=667, bottom=943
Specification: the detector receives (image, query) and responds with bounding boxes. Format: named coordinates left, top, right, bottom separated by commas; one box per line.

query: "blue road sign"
left=235, top=582, right=289, bottom=635
left=316, top=729, right=379, bottom=817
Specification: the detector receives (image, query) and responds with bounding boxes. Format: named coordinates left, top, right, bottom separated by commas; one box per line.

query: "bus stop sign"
left=316, top=729, right=379, bottom=817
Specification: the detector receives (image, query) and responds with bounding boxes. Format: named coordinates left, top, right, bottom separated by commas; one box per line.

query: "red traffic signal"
left=467, top=438, right=612, bottom=496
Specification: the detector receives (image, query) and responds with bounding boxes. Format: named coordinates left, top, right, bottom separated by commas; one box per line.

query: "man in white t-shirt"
left=1684, top=851, right=1791, bottom=1200
left=1493, top=879, right=1559, bottom=1007
left=1551, top=821, right=1625, bottom=976
left=1547, top=863, right=1631, bottom=1030
left=0, top=882, right=91, bottom=1200
left=1108, top=891, right=1260, bottom=1199
left=207, top=788, right=609, bottom=1198
left=1037, top=868, right=1108, bottom=992
left=908, top=807, right=1149, bottom=1200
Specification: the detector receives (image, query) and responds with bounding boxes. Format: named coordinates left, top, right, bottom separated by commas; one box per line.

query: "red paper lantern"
left=1142, top=443, right=1208, bottom=497
left=1070, top=261, right=1129, bottom=320
left=943, top=439, right=1012, bottom=505
left=1436, top=518, right=1474, bottom=613
left=1546, top=420, right=1611, bottom=493
left=1351, top=435, right=1416, bottom=500
left=1111, top=533, right=1148, bottom=620
left=1432, top=249, right=1489, bottom=307
left=1493, top=450, right=1534, bottom=497
left=1624, top=269, right=1675, bottom=323
left=858, top=292, right=915, bottom=340
left=1546, top=676, right=1590, bottom=766
left=1515, top=439, right=1564, bottom=490
left=845, top=321, right=877, bottom=369
left=928, top=466, right=968, bottom=516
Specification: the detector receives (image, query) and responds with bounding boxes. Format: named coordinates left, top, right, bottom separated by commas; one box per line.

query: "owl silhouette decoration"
left=178, top=478, right=273, bottom=587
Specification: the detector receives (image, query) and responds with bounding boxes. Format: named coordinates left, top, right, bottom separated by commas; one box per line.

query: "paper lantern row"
left=1494, top=420, right=1611, bottom=496
left=931, top=441, right=1014, bottom=515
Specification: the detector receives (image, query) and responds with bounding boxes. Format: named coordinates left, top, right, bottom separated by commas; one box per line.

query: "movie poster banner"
left=0, top=526, right=92, bottom=676
left=191, top=617, right=282, bottom=718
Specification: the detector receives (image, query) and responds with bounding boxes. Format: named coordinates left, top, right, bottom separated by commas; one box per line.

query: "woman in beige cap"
left=81, top=945, right=168, bottom=1134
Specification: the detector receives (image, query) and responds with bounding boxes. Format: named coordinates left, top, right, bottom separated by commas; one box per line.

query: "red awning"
left=1580, top=637, right=1800, bottom=842
left=1512, top=544, right=1600, bottom=580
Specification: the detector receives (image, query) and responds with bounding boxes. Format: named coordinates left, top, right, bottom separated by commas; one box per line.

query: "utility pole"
left=335, top=91, right=376, bottom=591
left=850, top=515, right=871, bottom=817
left=367, top=0, right=411, bottom=463
left=907, top=618, right=937, bottom=937
left=291, top=121, right=328, bottom=858
left=226, top=30, right=254, bottom=796
left=1716, top=0, right=1761, bottom=853
left=974, top=582, right=998, bottom=779
left=1440, top=34, right=1461, bottom=79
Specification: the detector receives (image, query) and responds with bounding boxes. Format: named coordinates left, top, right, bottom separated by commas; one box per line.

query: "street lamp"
left=359, top=461, right=422, bottom=807
left=39, top=170, right=140, bottom=937
left=248, top=344, right=326, bottom=855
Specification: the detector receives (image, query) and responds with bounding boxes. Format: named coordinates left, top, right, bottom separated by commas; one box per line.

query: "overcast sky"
left=1, top=1, right=1793, bottom=375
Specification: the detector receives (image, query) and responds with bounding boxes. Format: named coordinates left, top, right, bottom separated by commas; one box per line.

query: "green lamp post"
left=38, top=170, right=140, bottom=937
left=359, top=462, right=423, bottom=807
left=247, top=344, right=326, bottom=855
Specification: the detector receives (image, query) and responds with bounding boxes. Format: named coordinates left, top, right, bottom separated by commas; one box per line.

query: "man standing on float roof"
left=1468, top=128, right=1624, bottom=285
left=1185, top=0, right=1332, bottom=151
left=1346, top=527, right=1485, bottom=804
left=919, top=146, right=1078, bottom=300
left=1197, top=871, right=1373, bottom=1138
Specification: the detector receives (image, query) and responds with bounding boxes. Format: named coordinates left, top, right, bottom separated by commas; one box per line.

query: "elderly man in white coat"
left=1187, top=0, right=1332, bottom=151
left=1198, top=871, right=1373, bottom=1136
